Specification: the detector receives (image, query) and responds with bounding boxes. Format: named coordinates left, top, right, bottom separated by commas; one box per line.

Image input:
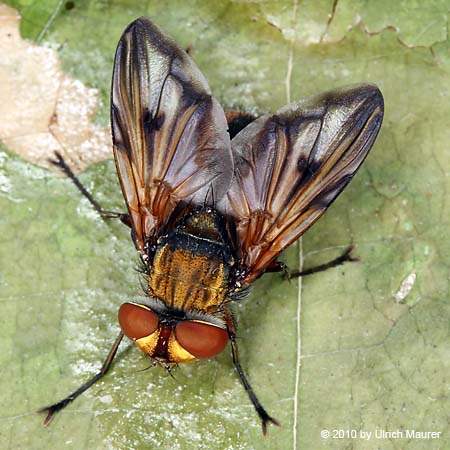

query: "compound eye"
left=118, top=303, right=158, bottom=339
left=175, top=321, right=228, bottom=359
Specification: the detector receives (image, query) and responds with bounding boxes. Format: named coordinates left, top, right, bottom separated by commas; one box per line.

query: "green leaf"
left=0, top=1, right=449, bottom=449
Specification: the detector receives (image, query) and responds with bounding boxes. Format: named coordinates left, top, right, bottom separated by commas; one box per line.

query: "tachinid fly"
left=39, top=17, right=384, bottom=433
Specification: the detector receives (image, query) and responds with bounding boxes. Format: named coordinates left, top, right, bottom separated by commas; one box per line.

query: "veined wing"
left=111, top=18, right=233, bottom=253
left=220, top=84, right=384, bottom=285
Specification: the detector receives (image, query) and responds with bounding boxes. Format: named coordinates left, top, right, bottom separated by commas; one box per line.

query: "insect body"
left=120, top=206, right=234, bottom=363
left=40, top=17, right=384, bottom=434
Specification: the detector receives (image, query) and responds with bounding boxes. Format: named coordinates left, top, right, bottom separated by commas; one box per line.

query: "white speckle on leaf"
left=394, top=271, right=417, bottom=302
left=72, top=361, right=99, bottom=377
left=0, top=171, right=12, bottom=195
left=99, top=394, right=113, bottom=404
left=402, top=222, right=413, bottom=231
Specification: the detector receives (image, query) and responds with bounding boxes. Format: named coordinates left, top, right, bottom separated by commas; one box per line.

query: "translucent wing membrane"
left=111, top=18, right=233, bottom=252
left=221, top=84, right=384, bottom=285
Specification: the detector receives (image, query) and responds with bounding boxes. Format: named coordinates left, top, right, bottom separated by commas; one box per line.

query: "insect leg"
left=224, top=309, right=280, bottom=434
left=288, top=245, right=358, bottom=278
left=49, top=151, right=130, bottom=225
left=38, top=331, right=124, bottom=426
left=264, top=261, right=288, bottom=274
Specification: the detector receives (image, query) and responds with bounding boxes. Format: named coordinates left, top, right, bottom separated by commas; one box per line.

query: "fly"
left=39, top=17, right=384, bottom=434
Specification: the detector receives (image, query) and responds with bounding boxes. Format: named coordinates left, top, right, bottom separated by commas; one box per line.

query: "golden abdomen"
left=149, top=243, right=228, bottom=312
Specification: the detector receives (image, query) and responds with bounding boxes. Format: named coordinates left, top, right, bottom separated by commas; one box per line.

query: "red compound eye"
left=118, top=303, right=158, bottom=339
left=175, top=321, right=228, bottom=359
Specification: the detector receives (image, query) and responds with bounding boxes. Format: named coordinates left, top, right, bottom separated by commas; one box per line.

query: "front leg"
left=223, top=308, right=280, bottom=435
left=38, top=332, right=124, bottom=425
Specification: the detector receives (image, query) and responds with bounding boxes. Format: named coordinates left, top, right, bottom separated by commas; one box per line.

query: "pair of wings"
left=111, top=18, right=384, bottom=286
